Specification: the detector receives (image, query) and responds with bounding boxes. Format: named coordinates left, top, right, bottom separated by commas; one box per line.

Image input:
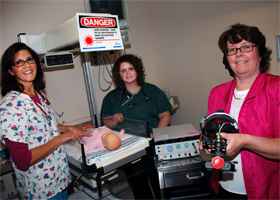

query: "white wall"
left=0, top=0, right=91, bottom=125
left=143, top=1, right=280, bottom=129
left=1, top=0, right=279, bottom=130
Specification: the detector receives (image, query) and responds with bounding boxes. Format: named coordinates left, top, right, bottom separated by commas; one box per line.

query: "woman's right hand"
left=113, top=113, right=123, bottom=123
left=102, top=113, right=124, bottom=129
left=199, top=139, right=212, bottom=154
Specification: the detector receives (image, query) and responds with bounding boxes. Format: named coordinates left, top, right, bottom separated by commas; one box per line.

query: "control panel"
left=121, top=29, right=131, bottom=46
left=44, top=52, right=74, bottom=68
left=153, top=124, right=201, bottom=161
left=155, top=136, right=200, bottom=160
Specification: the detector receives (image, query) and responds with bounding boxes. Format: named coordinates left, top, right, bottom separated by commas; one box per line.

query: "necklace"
left=234, top=88, right=250, bottom=100
left=233, top=92, right=247, bottom=100
left=233, top=94, right=247, bottom=100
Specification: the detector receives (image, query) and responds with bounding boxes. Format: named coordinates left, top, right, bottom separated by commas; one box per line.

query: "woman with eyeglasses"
left=0, top=42, right=91, bottom=199
left=200, top=23, right=279, bottom=199
left=100, top=54, right=172, bottom=199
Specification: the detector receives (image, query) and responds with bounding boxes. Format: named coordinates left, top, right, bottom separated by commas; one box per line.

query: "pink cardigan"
left=208, top=72, right=280, bottom=200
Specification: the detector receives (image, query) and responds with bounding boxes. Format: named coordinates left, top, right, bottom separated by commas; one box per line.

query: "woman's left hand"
left=158, top=111, right=171, bottom=128
left=30, top=126, right=91, bottom=166
left=221, top=132, right=280, bottom=161
left=68, top=127, right=92, bottom=143
left=220, top=132, right=245, bottom=156
left=58, top=125, right=92, bottom=143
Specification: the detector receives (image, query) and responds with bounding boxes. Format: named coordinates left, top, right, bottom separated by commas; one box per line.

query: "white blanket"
left=64, top=134, right=148, bottom=166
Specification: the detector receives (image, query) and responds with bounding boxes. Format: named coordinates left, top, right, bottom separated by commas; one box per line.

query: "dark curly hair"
left=218, top=23, right=272, bottom=77
left=1, top=42, right=45, bottom=96
left=112, top=54, right=146, bottom=89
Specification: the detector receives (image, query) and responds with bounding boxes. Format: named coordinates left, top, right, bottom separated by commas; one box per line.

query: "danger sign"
left=76, top=13, right=124, bottom=52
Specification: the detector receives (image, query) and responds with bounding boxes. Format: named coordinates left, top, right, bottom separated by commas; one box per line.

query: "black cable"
left=102, top=55, right=113, bottom=82
left=188, top=153, right=205, bottom=162
left=97, top=52, right=113, bottom=92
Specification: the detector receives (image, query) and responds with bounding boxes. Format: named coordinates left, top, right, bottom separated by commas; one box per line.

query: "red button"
left=211, top=156, right=224, bottom=169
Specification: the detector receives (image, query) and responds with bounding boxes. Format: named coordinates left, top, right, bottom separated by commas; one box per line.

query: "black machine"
left=200, top=110, right=239, bottom=171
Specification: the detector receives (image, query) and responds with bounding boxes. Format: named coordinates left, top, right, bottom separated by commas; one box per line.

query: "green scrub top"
left=101, top=83, right=172, bottom=136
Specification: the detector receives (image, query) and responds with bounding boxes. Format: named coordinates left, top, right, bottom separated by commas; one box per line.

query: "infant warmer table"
left=64, top=130, right=151, bottom=197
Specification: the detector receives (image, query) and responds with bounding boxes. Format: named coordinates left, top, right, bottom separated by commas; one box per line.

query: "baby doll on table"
left=80, top=126, right=125, bottom=152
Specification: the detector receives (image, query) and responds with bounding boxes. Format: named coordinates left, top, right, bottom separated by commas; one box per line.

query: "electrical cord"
left=98, top=65, right=112, bottom=92
left=218, top=122, right=226, bottom=135
left=97, top=52, right=113, bottom=92
left=97, top=50, right=126, bottom=92
left=188, top=153, right=205, bottom=162
left=104, top=53, right=113, bottom=79
left=102, top=55, right=113, bottom=83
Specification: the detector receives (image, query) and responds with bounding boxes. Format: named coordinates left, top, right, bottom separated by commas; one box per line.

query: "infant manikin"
left=80, top=126, right=124, bottom=152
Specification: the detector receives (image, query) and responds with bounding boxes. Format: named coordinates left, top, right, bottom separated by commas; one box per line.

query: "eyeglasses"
left=11, top=57, right=36, bottom=67
left=225, top=44, right=257, bottom=56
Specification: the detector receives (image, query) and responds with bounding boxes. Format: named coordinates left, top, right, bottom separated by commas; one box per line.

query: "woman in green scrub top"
left=100, top=54, right=172, bottom=199
left=101, top=54, right=172, bottom=138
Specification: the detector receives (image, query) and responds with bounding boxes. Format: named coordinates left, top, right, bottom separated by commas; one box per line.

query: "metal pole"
left=81, top=52, right=101, bottom=128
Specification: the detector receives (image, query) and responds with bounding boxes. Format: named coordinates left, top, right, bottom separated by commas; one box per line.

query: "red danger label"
left=81, top=17, right=116, bottom=27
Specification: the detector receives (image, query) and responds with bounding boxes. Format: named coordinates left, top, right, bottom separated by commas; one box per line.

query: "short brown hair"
left=218, top=23, right=272, bottom=77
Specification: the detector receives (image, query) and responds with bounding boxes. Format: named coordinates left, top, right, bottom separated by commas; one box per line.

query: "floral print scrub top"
left=0, top=91, right=71, bottom=199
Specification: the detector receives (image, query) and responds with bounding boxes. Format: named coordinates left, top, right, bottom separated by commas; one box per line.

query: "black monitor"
left=84, top=0, right=129, bottom=30
left=100, top=114, right=149, bottom=138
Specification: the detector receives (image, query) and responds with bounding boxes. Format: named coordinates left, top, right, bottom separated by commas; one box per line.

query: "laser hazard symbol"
left=77, top=13, right=124, bottom=52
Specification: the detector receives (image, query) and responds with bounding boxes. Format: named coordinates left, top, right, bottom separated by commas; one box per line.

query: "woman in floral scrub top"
left=0, top=43, right=91, bottom=199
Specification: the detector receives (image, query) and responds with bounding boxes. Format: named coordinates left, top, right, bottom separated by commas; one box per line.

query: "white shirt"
left=219, top=88, right=249, bottom=195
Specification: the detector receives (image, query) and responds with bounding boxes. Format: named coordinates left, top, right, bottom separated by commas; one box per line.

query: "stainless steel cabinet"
left=155, top=156, right=211, bottom=199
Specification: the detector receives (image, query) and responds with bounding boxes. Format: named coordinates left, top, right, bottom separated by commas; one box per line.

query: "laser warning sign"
left=76, top=13, right=124, bottom=52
